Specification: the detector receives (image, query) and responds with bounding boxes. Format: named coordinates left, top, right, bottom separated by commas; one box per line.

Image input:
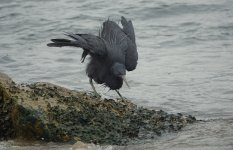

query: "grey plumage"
left=47, top=16, right=138, bottom=98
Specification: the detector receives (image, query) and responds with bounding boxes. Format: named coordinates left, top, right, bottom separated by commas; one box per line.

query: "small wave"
left=0, top=12, right=21, bottom=20
left=0, top=55, right=15, bottom=64
left=56, top=58, right=75, bottom=63
left=0, top=3, right=19, bottom=10
left=136, top=3, right=222, bottom=19
left=179, top=22, right=201, bottom=27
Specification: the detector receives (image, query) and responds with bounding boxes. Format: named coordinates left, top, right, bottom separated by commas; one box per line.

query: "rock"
left=0, top=72, right=196, bottom=145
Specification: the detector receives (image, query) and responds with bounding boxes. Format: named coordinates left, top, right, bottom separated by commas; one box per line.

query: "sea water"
left=0, top=0, right=233, bottom=149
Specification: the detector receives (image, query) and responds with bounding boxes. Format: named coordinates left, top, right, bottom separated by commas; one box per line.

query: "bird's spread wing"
left=101, top=17, right=138, bottom=71
left=121, top=16, right=138, bottom=71
left=101, top=20, right=127, bottom=47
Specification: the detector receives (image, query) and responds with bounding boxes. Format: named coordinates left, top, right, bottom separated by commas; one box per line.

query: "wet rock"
left=0, top=72, right=196, bottom=145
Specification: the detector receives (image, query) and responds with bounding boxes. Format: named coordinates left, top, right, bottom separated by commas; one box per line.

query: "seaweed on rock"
left=0, top=72, right=196, bottom=145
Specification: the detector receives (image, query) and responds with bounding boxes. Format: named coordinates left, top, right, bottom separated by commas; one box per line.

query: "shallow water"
left=0, top=0, right=233, bottom=149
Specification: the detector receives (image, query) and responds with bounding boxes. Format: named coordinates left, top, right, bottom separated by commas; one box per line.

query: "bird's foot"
left=91, top=91, right=101, bottom=99
left=89, top=78, right=101, bottom=99
left=115, top=90, right=125, bottom=100
left=117, top=97, right=126, bottom=101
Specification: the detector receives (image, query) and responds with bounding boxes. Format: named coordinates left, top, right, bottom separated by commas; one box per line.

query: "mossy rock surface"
left=0, top=72, right=196, bottom=145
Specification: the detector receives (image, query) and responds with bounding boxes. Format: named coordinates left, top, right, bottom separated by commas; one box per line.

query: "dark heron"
left=47, top=16, right=138, bottom=99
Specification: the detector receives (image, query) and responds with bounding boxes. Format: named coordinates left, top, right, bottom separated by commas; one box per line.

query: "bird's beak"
left=121, top=75, right=130, bottom=88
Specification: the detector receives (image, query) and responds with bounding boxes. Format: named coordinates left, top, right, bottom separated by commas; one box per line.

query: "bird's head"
left=111, top=62, right=129, bottom=87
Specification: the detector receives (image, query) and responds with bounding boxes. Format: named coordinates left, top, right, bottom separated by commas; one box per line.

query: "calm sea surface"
left=0, top=0, right=233, bottom=149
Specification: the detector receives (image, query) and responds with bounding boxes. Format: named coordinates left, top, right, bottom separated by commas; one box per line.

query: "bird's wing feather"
left=124, top=40, right=138, bottom=71
left=121, top=16, right=136, bottom=43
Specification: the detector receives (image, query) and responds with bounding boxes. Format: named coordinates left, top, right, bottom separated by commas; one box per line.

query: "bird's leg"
left=115, top=90, right=124, bottom=100
left=89, top=78, right=100, bottom=98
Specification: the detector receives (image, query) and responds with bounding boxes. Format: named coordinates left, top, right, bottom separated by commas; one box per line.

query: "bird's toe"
left=91, top=91, right=101, bottom=99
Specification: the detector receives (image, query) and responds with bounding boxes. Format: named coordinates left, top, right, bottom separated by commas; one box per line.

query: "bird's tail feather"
left=47, top=38, right=78, bottom=47
left=51, top=39, right=70, bottom=43
left=47, top=33, right=88, bottom=49
left=64, top=32, right=88, bottom=48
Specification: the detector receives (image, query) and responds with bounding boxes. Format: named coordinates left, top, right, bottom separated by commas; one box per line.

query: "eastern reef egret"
left=47, top=16, right=138, bottom=99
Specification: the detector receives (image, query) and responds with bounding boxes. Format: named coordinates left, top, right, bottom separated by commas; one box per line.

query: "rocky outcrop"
left=0, top=72, right=196, bottom=145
